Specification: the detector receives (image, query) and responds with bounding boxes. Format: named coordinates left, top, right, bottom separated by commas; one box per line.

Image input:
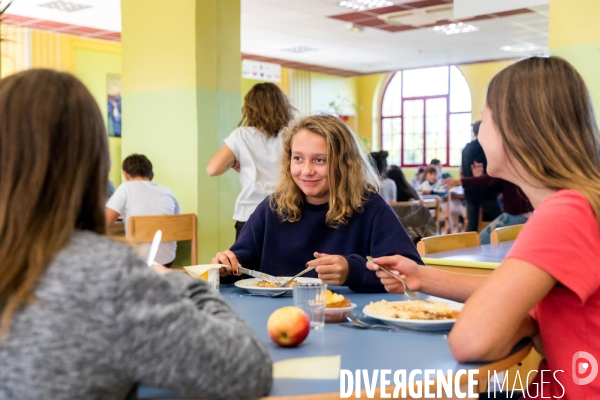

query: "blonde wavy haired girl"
left=213, top=114, right=422, bottom=292
left=367, top=56, right=600, bottom=397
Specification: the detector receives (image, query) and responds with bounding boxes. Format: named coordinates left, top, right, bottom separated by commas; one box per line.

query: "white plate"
left=234, top=277, right=322, bottom=296
left=362, top=300, right=463, bottom=331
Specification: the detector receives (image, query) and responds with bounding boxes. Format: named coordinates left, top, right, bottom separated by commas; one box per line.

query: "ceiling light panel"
left=432, top=22, right=479, bottom=35
left=38, top=1, right=91, bottom=13
left=281, top=46, right=318, bottom=53
left=338, top=0, right=394, bottom=11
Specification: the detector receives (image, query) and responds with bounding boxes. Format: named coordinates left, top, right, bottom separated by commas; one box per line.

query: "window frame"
left=380, top=66, right=471, bottom=167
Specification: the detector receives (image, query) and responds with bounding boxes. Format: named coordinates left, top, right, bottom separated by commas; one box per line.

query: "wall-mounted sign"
left=242, top=59, right=281, bottom=82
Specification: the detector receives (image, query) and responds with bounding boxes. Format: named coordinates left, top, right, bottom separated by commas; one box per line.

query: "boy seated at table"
left=212, top=114, right=423, bottom=293
left=418, top=166, right=445, bottom=195
left=106, top=154, right=181, bottom=266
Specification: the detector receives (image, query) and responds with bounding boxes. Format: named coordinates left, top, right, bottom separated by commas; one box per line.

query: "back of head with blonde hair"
left=270, top=114, right=379, bottom=227
left=486, top=56, right=600, bottom=226
left=239, top=82, right=295, bottom=137
left=0, top=69, right=109, bottom=336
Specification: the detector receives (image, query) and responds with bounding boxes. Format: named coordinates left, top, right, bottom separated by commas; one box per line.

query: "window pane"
left=382, top=117, right=401, bottom=166
left=449, top=66, right=471, bottom=113
left=382, top=73, right=402, bottom=117
left=402, top=100, right=424, bottom=165
left=425, top=98, right=447, bottom=165
left=449, top=112, right=473, bottom=166
left=403, top=66, right=449, bottom=97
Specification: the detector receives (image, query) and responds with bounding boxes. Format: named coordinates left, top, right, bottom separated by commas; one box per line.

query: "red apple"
left=267, top=306, right=310, bottom=347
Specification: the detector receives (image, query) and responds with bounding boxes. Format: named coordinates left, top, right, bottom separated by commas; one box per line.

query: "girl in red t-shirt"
left=368, top=56, right=600, bottom=399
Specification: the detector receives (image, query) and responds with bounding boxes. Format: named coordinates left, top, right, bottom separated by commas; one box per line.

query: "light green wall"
left=74, top=49, right=123, bottom=186
left=310, top=72, right=357, bottom=115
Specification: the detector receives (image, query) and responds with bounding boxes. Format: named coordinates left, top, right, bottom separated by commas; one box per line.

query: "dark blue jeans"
left=466, top=197, right=502, bottom=232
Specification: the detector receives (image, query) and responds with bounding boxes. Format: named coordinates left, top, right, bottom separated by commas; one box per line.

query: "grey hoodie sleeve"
left=111, top=251, right=272, bottom=400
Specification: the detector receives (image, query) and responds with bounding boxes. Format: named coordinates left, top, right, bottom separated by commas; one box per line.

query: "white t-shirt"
left=223, top=126, right=283, bottom=221
left=106, top=180, right=181, bottom=264
left=379, top=178, right=397, bottom=204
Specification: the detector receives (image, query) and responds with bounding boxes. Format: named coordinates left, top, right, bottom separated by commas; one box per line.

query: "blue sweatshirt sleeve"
left=344, top=202, right=424, bottom=293
left=229, top=202, right=266, bottom=271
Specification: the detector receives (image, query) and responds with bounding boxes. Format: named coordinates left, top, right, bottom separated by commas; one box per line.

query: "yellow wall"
left=1, top=26, right=124, bottom=186
left=549, top=0, right=600, bottom=113
left=355, top=73, right=387, bottom=150
left=458, top=60, right=514, bottom=119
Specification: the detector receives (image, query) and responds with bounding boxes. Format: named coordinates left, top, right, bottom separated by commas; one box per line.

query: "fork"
left=345, top=316, right=400, bottom=331
left=345, top=316, right=447, bottom=336
left=366, top=256, right=431, bottom=303
left=278, top=265, right=316, bottom=288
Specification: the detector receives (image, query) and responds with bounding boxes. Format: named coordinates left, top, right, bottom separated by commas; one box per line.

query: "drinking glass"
left=293, top=282, right=327, bottom=329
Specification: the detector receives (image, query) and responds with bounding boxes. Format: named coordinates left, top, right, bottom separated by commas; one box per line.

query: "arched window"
left=381, top=66, right=472, bottom=167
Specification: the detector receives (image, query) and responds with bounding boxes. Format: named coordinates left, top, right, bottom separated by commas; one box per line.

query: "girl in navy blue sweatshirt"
left=212, top=114, right=423, bottom=293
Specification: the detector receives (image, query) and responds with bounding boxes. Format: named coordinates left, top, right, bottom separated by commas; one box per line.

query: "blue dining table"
left=138, top=283, right=529, bottom=399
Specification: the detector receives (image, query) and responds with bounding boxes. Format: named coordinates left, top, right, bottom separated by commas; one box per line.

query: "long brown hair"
left=239, top=82, right=295, bottom=137
left=0, top=69, right=109, bottom=335
left=486, top=56, right=600, bottom=226
left=270, top=114, right=379, bottom=227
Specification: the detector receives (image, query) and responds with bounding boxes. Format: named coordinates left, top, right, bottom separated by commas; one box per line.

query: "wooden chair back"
left=416, top=231, right=481, bottom=256
left=127, top=213, right=198, bottom=265
left=420, top=195, right=444, bottom=234
left=490, top=224, right=525, bottom=244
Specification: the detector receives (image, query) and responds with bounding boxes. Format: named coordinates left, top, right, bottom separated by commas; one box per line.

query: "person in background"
left=386, top=165, right=419, bottom=202
left=446, top=162, right=533, bottom=244
left=418, top=166, right=444, bottom=194
left=410, top=166, right=426, bottom=190
left=0, top=69, right=272, bottom=400
left=212, top=114, right=423, bottom=293
left=106, top=154, right=181, bottom=267
left=370, top=150, right=397, bottom=204
left=368, top=56, right=600, bottom=398
left=430, top=158, right=452, bottom=180
left=454, top=120, right=502, bottom=232
left=207, top=82, right=294, bottom=240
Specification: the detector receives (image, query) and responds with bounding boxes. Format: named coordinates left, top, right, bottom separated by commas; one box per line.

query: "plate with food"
left=363, top=299, right=463, bottom=331
left=324, top=290, right=357, bottom=323
left=234, top=277, right=322, bottom=296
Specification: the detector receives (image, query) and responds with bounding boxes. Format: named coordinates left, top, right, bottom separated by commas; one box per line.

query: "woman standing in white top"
left=207, top=83, right=295, bottom=240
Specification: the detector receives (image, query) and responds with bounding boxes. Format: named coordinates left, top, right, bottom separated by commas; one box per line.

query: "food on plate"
left=250, top=279, right=295, bottom=288
left=364, top=299, right=460, bottom=320
left=267, top=306, right=310, bottom=347
left=326, top=290, right=351, bottom=308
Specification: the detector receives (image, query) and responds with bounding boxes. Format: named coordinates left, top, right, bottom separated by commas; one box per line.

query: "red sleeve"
left=507, top=190, right=600, bottom=304
left=460, top=174, right=502, bottom=189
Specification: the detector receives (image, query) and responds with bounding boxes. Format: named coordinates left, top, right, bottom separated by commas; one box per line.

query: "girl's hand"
left=151, top=263, right=171, bottom=275
left=211, top=250, right=240, bottom=277
left=307, top=252, right=349, bottom=286
left=366, top=255, right=422, bottom=294
left=471, top=162, right=484, bottom=177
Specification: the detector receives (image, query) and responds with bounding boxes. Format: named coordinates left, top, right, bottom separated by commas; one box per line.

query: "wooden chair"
left=420, top=195, right=444, bottom=234
left=127, top=213, right=198, bottom=265
left=477, top=208, right=494, bottom=232
left=490, top=224, right=525, bottom=244
left=416, top=231, right=481, bottom=256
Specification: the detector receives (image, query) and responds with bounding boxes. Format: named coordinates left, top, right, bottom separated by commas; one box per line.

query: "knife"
left=238, top=265, right=283, bottom=283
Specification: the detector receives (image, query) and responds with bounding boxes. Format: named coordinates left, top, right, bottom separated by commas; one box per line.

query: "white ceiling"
left=6, top=0, right=549, bottom=74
